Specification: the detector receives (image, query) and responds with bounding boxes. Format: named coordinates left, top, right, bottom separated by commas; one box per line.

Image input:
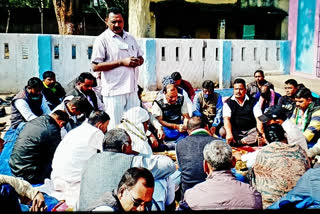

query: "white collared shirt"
left=91, top=29, right=144, bottom=97
left=223, top=94, right=250, bottom=118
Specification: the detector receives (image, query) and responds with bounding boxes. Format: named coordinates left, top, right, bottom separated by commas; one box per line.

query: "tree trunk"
left=6, top=9, right=10, bottom=33
left=128, top=0, right=151, bottom=38
left=53, top=0, right=83, bottom=35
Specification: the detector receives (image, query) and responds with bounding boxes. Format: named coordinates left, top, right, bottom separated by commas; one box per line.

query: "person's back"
left=251, top=124, right=310, bottom=208
left=78, top=128, right=175, bottom=211
left=180, top=140, right=262, bottom=210
left=9, top=111, right=68, bottom=184
left=176, top=116, right=217, bottom=198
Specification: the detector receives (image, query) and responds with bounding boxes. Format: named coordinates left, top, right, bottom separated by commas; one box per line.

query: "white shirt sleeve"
left=14, top=99, right=38, bottom=121
left=131, top=155, right=176, bottom=180
left=253, top=102, right=263, bottom=118
left=222, top=102, right=232, bottom=118
left=41, top=96, right=52, bottom=115
left=96, top=94, right=105, bottom=111
left=151, top=101, right=163, bottom=118
left=181, top=91, right=191, bottom=116
left=91, top=37, right=106, bottom=64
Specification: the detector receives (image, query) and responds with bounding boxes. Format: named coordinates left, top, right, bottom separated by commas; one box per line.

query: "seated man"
left=10, top=77, right=51, bottom=130
left=277, top=79, right=299, bottom=119
left=179, top=140, right=262, bottom=210
left=87, top=167, right=154, bottom=212
left=51, top=95, right=87, bottom=138
left=222, top=78, right=258, bottom=146
left=0, top=77, right=52, bottom=175
left=251, top=123, right=310, bottom=209
left=137, top=85, right=166, bottom=152
left=118, top=107, right=153, bottom=155
left=0, top=175, right=47, bottom=212
left=192, top=80, right=223, bottom=136
left=253, top=84, right=281, bottom=115
left=290, top=87, right=320, bottom=147
left=48, top=110, right=110, bottom=209
left=176, top=116, right=218, bottom=199
left=9, top=110, right=69, bottom=184
left=171, top=71, right=195, bottom=101
left=65, top=72, right=104, bottom=117
left=257, top=105, right=308, bottom=151
left=247, top=70, right=274, bottom=100
left=152, top=83, right=189, bottom=144
left=42, top=71, right=66, bottom=110
left=78, top=128, right=176, bottom=211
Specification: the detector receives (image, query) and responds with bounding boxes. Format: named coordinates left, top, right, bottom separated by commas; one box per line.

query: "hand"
left=30, top=192, right=47, bottom=212
left=157, top=128, right=165, bottom=140
left=149, top=134, right=159, bottom=149
left=209, top=127, right=216, bottom=136
left=226, top=132, right=235, bottom=145
left=177, top=124, right=187, bottom=133
left=121, top=56, right=140, bottom=68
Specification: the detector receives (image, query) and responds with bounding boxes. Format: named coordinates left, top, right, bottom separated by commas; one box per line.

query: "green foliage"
left=2, top=0, right=51, bottom=8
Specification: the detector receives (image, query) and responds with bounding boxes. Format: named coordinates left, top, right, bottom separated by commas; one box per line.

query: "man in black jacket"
left=42, top=71, right=66, bottom=110
left=65, top=72, right=104, bottom=117
left=9, top=110, right=69, bottom=184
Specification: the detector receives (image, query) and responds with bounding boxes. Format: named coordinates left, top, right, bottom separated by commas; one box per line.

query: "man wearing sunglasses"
left=88, top=167, right=154, bottom=211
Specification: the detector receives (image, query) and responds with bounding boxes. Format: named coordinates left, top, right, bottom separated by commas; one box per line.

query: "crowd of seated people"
left=1, top=68, right=320, bottom=211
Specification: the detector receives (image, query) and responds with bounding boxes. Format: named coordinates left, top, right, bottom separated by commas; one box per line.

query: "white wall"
left=0, top=33, right=286, bottom=93
left=0, top=34, right=39, bottom=93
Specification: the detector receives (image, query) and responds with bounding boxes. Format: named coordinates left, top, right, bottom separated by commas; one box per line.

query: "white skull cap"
left=122, top=106, right=150, bottom=124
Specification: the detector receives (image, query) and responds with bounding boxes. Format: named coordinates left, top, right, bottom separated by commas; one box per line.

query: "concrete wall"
left=289, top=0, right=320, bottom=79
left=0, top=33, right=290, bottom=93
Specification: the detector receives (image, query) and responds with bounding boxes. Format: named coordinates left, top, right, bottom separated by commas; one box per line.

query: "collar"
left=189, top=128, right=211, bottom=136
left=106, top=28, right=128, bottom=39
left=207, top=170, right=233, bottom=180
left=230, top=94, right=250, bottom=105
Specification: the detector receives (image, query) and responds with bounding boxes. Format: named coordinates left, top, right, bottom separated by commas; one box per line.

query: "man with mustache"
left=65, top=72, right=104, bottom=118
left=91, top=7, right=144, bottom=130
left=222, top=78, right=258, bottom=146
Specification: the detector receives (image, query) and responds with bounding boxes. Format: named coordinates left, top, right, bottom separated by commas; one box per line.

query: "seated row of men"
left=1, top=69, right=320, bottom=211
left=2, top=114, right=316, bottom=211
left=152, top=70, right=320, bottom=150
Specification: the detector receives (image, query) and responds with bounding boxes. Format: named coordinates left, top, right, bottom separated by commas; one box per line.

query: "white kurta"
left=49, top=121, right=104, bottom=208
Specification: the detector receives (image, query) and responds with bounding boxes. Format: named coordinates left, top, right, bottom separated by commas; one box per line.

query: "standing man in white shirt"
left=91, top=7, right=144, bottom=129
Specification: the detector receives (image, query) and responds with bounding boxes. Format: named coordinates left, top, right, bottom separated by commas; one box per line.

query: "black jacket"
left=42, top=82, right=66, bottom=110
left=9, top=115, right=62, bottom=184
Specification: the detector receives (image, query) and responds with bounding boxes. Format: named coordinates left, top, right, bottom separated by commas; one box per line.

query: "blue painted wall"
left=295, top=0, right=316, bottom=73
left=222, top=41, right=232, bottom=88
left=38, top=35, right=52, bottom=78
left=278, top=41, right=291, bottom=75
left=144, top=39, right=157, bottom=90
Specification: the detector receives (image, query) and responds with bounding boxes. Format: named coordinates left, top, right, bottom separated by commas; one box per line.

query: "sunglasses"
left=125, top=188, right=152, bottom=208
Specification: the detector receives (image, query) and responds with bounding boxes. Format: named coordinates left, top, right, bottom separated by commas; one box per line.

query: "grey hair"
left=102, top=128, right=130, bottom=152
left=203, top=140, right=233, bottom=171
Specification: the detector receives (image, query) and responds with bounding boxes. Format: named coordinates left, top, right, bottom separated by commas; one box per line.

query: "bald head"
left=187, top=116, right=206, bottom=133
left=164, top=84, right=178, bottom=105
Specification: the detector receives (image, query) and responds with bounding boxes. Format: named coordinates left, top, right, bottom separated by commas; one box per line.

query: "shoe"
left=0, top=98, right=10, bottom=107
left=0, top=127, right=5, bottom=132
left=0, top=107, right=6, bottom=117
left=5, top=95, right=15, bottom=101
left=0, top=122, right=6, bottom=127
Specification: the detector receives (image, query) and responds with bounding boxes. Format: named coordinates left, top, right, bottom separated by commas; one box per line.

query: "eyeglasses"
left=125, top=188, right=152, bottom=208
